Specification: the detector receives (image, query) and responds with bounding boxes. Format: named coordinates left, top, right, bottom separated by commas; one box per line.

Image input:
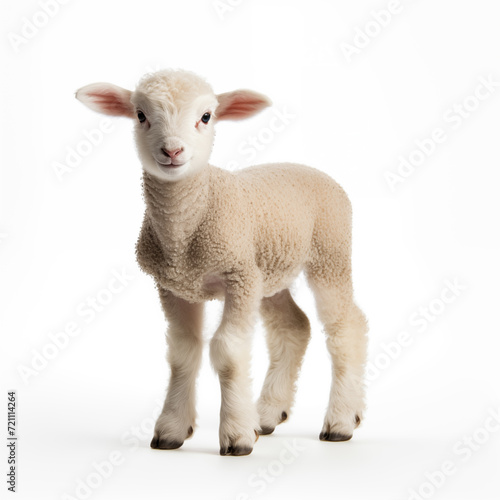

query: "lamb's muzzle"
left=75, top=68, right=368, bottom=456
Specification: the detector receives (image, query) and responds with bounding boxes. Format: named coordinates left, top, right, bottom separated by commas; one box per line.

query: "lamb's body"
left=76, top=69, right=367, bottom=456
left=137, top=163, right=351, bottom=302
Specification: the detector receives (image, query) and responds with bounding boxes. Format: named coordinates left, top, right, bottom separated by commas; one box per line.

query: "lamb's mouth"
left=156, top=161, right=187, bottom=171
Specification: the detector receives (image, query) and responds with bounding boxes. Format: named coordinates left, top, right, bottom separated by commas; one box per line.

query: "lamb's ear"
left=75, top=83, right=134, bottom=118
left=215, top=90, right=271, bottom=121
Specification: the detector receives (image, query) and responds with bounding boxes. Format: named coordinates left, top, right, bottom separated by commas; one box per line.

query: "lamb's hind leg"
left=257, top=289, right=311, bottom=435
left=309, top=279, right=368, bottom=441
left=151, top=288, right=204, bottom=450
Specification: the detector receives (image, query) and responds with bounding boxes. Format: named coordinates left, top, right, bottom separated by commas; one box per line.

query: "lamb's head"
left=76, top=69, right=271, bottom=181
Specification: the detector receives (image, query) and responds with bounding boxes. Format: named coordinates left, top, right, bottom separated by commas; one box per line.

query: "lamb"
left=75, top=69, right=368, bottom=456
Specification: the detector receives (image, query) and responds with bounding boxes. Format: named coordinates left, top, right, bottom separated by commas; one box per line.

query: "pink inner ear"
left=88, top=91, right=131, bottom=116
left=217, top=91, right=270, bottom=120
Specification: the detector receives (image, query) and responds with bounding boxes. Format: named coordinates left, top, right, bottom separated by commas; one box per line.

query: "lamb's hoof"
left=219, top=430, right=258, bottom=456
left=220, top=445, right=253, bottom=456
left=150, top=435, right=184, bottom=450
left=319, top=430, right=353, bottom=442
left=150, top=423, right=194, bottom=450
left=259, top=411, right=288, bottom=436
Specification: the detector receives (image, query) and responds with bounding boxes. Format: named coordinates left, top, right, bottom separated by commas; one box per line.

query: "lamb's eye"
left=137, top=111, right=146, bottom=123
left=201, top=112, right=211, bottom=124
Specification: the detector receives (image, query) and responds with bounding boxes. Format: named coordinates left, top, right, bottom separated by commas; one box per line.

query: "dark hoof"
left=259, top=426, right=275, bottom=435
left=220, top=445, right=253, bottom=456
left=150, top=435, right=184, bottom=450
left=319, top=430, right=353, bottom=442
left=259, top=411, right=287, bottom=435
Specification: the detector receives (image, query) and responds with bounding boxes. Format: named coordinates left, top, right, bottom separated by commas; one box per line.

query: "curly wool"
left=136, top=162, right=353, bottom=304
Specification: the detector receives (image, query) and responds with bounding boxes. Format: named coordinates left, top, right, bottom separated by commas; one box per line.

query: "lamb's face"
left=76, top=69, right=272, bottom=182
left=131, top=71, right=218, bottom=181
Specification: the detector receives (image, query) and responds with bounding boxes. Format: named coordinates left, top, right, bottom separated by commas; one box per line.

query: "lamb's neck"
left=142, top=168, right=210, bottom=252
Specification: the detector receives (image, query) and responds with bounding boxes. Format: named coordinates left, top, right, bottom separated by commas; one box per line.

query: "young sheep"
left=76, top=69, right=368, bottom=456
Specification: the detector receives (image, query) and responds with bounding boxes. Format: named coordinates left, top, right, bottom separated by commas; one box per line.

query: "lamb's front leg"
left=151, top=288, right=204, bottom=450
left=210, top=280, right=261, bottom=456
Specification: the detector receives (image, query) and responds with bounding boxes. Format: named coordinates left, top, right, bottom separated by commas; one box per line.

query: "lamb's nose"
left=162, top=147, right=183, bottom=158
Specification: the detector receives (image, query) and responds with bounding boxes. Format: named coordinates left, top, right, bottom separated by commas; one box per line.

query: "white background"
left=1, top=0, right=500, bottom=499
